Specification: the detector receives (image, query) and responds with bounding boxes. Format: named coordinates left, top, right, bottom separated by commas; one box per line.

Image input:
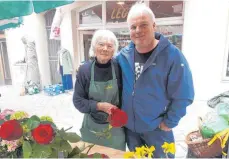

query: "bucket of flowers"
left=0, top=108, right=128, bottom=158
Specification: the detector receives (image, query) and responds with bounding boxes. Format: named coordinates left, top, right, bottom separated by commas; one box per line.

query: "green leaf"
left=63, top=132, right=81, bottom=143
left=50, top=136, right=62, bottom=150
left=106, top=133, right=112, bottom=139
left=30, top=115, right=41, bottom=123
left=68, top=146, right=81, bottom=158
left=22, top=141, right=32, bottom=158
left=49, top=149, right=58, bottom=158
left=92, top=153, right=102, bottom=158
left=72, top=154, right=80, bottom=158
left=31, top=143, right=52, bottom=158
left=5, top=115, right=10, bottom=120
left=0, top=120, right=4, bottom=125
left=58, top=128, right=66, bottom=137
left=60, top=140, right=72, bottom=153
left=79, top=153, right=89, bottom=158
left=26, top=117, right=40, bottom=130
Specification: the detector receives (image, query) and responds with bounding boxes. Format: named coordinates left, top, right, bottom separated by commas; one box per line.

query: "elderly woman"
left=73, top=30, right=125, bottom=151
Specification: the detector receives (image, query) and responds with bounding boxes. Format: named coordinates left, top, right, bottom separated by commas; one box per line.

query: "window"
left=79, top=4, right=102, bottom=24
left=156, top=25, right=183, bottom=50
left=149, top=1, right=183, bottom=18
left=110, top=24, right=183, bottom=52
left=110, top=28, right=131, bottom=51
left=106, top=1, right=136, bottom=23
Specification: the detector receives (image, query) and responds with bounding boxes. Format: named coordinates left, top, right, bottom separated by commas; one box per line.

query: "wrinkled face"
left=95, top=38, right=115, bottom=64
left=128, top=12, right=156, bottom=49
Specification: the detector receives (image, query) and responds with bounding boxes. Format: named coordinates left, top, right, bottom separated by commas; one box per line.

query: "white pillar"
left=32, top=14, right=51, bottom=87
left=61, top=10, right=77, bottom=82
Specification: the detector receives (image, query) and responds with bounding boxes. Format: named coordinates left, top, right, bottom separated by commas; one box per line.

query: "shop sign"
left=110, top=7, right=130, bottom=21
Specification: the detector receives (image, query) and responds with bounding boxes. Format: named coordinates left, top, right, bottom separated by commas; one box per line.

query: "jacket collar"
left=120, top=32, right=170, bottom=73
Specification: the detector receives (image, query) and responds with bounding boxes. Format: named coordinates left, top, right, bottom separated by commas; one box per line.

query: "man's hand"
left=96, top=102, right=118, bottom=114
left=159, top=121, right=172, bottom=131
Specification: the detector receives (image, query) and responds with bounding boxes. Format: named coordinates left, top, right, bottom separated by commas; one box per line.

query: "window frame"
left=78, top=2, right=103, bottom=26
left=76, top=1, right=184, bottom=27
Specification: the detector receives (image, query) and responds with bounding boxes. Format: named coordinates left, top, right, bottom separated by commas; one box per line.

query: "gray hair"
left=127, top=3, right=156, bottom=26
left=89, top=29, right=119, bottom=57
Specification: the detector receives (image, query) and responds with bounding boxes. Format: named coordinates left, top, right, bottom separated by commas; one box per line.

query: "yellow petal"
left=124, top=152, right=135, bottom=158
left=149, top=145, right=155, bottom=152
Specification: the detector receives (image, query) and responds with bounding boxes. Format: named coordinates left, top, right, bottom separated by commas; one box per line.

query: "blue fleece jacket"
left=116, top=33, right=194, bottom=133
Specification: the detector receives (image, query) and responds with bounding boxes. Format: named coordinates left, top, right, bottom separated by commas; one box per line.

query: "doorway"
left=79, top=31, right=94, bottom=62
left=0, top=40, right=11, bottom=85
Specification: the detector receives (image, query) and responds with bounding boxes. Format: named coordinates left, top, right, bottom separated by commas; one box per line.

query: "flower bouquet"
left=0, top=108, right=128, bottom=158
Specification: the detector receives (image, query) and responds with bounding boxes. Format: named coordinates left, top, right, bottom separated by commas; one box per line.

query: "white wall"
left=5, top=13, right=51, bottom=87
left=5, top=17, right=32, bottom=87
left=60, top=1, right=91, bottom=81
left=183, top=0, right=229, bottom=101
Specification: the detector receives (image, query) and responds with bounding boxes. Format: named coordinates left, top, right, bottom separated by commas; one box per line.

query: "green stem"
left=64, top=126, right=73, bottom=132
left=86, top=144, right=95, bottom=155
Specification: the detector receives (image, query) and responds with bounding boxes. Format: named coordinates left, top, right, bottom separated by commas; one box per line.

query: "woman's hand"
left=96, top=102, right=118, bottom=114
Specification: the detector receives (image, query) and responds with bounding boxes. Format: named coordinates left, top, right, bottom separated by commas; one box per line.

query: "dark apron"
left=80, top=61, right=126, bottom=151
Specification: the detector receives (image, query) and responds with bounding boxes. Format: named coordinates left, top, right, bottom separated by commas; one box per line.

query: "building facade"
left=4, top=0, right=229, bottom=101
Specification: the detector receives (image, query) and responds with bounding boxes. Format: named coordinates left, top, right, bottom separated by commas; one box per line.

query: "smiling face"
left=95, top=37, right=115, bottom=64
left=128, top=12, right=156, bottom=51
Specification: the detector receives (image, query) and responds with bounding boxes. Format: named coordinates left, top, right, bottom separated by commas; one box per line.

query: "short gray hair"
left=127, top=3, right=156, bottom=26
left=89, top=29, right=119, bottom=57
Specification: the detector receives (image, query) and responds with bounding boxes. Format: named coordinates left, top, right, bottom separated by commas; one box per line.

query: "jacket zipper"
left=132, top=82, right=136, bottom=132
left=121, top=51, right=136, bottom=132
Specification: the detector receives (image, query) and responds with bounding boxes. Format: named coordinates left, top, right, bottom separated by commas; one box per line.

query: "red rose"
left=101, top=154, right=109, bottom=158
left=108, top=108, right=128, bottom=127
left=88, top=153, right=109, bottom=158
left=32, top=124, right=54, bottom=144
left=0, top=120, right=23, bottom=141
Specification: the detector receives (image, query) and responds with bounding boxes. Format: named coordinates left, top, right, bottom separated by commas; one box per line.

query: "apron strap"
left=111, top=61, right=116, bottom=80
left=90, top=60, right=116, bottom=81
left=90, top=61, right=96, bottom=82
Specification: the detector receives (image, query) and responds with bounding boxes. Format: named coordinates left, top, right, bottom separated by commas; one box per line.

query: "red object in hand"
left=0, top=120, right=23, bottom=141
left=32, top=124, right=54, bottom=145
left=108, top=108, right=128, bottom=127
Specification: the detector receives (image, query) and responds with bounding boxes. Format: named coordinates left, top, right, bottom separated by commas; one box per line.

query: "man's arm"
left=162, top=49, right=195, bottom=129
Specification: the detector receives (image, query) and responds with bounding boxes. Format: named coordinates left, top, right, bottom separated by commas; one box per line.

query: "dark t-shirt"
left=134, top=47, right=157, bottom=81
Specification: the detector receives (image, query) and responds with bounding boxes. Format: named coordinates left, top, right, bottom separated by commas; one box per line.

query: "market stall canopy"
left=0, top=0, right=74, bottom=20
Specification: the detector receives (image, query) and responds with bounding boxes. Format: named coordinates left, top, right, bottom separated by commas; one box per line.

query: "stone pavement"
left=0, top=85, right=213, bottom=158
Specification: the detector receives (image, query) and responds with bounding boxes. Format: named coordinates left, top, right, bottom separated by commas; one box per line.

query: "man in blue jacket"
left=116, top=3, right=194, bottom=158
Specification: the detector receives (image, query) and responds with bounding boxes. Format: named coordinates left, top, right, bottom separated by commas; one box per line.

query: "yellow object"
left=161, top=142, right=176, bottom=155
left=135, top=146, right=147, bottom=158
left=124, top=152, right=135, bottom=158
left=105, top=85, right=113, bottom=89
left=144, top=145, right=155, bottom=158
left=108, top=124, right=112, bottom=130
left=40, top=116, right=53, bottom=122
left=208, top=128, right=229, bottom=156
left=10, top=111, right=29, bottom=120
left=22, top=124, right=29, bottom=133
left=124, top=145, right=155, bottom=158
